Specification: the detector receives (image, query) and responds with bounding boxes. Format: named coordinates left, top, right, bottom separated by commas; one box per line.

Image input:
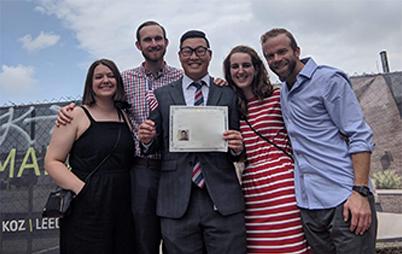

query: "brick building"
left=350, top=71, right=402, bottom=176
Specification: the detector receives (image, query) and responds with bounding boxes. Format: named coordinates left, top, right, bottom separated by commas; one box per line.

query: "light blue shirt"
left=280, top=58, right=374, bottom=209
left=182, top=74, right=210, bottom=105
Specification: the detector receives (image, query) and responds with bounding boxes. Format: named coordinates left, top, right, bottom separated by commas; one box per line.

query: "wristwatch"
left=352, top=185, right=371, bottom=197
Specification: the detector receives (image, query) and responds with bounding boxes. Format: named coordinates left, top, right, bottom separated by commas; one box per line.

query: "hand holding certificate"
left=169, top=106, right=228, bottom=152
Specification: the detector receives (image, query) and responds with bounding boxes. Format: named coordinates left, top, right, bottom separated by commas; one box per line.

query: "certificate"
left=169, top=106, right=228, bottom=152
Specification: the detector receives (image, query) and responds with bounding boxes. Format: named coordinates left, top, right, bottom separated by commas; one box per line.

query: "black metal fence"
left=0, top=101, right=76, bottom=254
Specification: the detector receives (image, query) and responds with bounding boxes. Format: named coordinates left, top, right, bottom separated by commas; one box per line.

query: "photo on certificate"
left=169, top=106, right=228, bottom=152
left=177, top=129, right=189, bottom=141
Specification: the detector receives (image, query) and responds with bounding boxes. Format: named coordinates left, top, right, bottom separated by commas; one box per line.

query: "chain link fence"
left=0, top=100, right=77, bottom=254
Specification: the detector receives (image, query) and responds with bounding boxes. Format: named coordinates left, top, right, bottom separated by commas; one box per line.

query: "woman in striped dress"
left=224, top=45, right=309, bottom=254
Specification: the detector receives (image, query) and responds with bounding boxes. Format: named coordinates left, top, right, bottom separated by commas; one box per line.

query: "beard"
left=270, top=57, right=297, bottom=82
left=142, top=47, right=166, bottom=62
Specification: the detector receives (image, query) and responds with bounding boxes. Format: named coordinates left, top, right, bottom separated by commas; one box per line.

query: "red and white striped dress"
left=241, top=89, right=309, bottom=254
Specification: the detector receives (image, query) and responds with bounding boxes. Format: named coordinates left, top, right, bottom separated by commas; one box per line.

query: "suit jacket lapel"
left=168, top=78, right=186, bottom=105
left=206, top=77, right=222, bottom=106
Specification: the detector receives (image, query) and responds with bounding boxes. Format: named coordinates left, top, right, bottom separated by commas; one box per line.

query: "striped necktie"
left=192, top=81, right=204, bottom=106
left=191, top=81, right=205, bottom=188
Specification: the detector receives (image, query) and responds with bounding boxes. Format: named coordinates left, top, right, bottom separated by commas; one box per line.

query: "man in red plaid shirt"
left=121, top=21, right=182, bottom=254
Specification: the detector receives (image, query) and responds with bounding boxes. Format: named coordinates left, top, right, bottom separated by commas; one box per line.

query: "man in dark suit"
left=138, top=30, right=247, bottom=254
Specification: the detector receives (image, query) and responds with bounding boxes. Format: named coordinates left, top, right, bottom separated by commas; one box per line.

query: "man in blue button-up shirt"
left=260, top=28, right=377, bottom=254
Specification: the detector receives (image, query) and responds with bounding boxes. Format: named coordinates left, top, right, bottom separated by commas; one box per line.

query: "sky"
left=0, top=0, right=401, bottom=106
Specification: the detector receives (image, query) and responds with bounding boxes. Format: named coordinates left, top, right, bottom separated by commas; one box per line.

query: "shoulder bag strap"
left=118, top=108, right=133, bottom=131
left=244, top=118, right=294, bottom=162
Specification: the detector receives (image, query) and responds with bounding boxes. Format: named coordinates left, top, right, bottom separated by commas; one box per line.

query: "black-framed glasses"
left=179, top=46, right=209, bottom=57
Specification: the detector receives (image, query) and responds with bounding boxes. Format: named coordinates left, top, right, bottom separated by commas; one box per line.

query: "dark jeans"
left=300, top=195, right=377, bottom=254
left=130, top=158, right=162, bottom=254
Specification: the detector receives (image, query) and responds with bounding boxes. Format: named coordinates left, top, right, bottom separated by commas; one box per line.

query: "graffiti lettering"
left=0, top=148, right=16, bottom=177
left=0, top=105, right=59, bottom=147
left=0, top=107, right=36, bottom=146
left=17, top=147, right=41, bottom=177
left=0, top=147, right=47, bottom=178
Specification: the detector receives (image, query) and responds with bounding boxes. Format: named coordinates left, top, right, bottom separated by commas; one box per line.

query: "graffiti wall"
left=0, top=102, right=74, bottom=254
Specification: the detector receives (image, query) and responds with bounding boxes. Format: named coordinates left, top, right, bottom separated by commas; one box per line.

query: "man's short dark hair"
left=179, top=30, right=210, bottom=48
left=136, top=20, right=167, bottom=41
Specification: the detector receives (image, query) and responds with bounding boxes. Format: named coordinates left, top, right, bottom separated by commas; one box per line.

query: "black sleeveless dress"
left=60, top=106, right=135, bottom=254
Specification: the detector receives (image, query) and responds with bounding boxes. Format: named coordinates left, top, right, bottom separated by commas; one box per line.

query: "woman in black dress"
left=45, top=59, right=135, bottom=253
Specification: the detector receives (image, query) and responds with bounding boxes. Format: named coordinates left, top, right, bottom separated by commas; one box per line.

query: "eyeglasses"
left=179, top=46, right=209, bottom=57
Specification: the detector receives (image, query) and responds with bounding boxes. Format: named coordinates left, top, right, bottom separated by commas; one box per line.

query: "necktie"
left=192, top=81, right=204, bottom=106
left=191, top=81, right=205, bottom=188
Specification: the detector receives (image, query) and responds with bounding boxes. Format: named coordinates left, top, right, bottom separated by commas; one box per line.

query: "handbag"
left=42, top=187, right=75, bottom=218
left=244, top=118, right=294, bottom=162
left=42, top=118, right=122, bottom=218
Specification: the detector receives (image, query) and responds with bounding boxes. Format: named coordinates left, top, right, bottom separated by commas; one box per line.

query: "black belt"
left=133, top=157, right=161, bottom=168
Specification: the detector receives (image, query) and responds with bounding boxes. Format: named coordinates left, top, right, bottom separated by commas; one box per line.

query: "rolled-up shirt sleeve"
left=323, top=72, right=374, bottom=154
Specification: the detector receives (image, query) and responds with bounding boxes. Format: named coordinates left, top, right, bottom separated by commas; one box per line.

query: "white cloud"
left=34, top=5, right=46, bottom=14
left=35, top=0, right=257, bottom=76
left=0, top=65, right=37, bottom=94
left=35, top=0, right=402, bottom=78
left=19, top=31, right=60, bottom=52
